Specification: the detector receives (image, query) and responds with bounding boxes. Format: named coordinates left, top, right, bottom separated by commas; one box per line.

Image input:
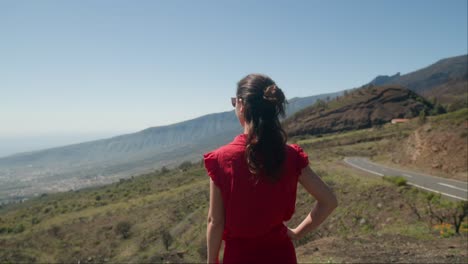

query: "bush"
left=12, top=223, right=25, bottom=233
left=178, top=161, right=192, bottom=171
left=161, top=229, right=173, bottom=251
left=31, top=217, right=40, bottom=225
left=115, top=221, right=132, bottom=239
left=383, top=176, right=407, bottom=186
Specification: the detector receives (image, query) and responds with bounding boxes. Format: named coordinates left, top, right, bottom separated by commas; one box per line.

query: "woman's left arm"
left=207, top=179, right=225, bottom=263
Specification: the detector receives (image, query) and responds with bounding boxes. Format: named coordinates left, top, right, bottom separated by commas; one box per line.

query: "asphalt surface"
left=344, top=157, right=467, bottom=201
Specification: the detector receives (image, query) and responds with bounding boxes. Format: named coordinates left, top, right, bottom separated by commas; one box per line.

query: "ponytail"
left=237, top=74, right=288, bottom=183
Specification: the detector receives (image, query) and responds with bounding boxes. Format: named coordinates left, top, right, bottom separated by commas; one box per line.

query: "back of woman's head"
left=236, top=73, right=288, bottom=183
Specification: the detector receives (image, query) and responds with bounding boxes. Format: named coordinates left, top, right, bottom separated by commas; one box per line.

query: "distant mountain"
left=0, top=90, right=342, bottom=202
left=283, top=85, right=433, bottom=137
left=368, top=54, right=467, bottom=106
left=369, top=72, right=401, bottom=86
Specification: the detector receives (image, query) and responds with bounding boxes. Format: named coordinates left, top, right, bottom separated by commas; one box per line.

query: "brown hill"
left=283, top=85, right=433, bottom=137
left=420, top=77, right=468, bottom=111
left=389, top=109, right=468, bottom=181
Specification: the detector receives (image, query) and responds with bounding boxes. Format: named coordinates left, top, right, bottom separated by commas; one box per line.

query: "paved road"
left=344, top=157, right=468, bottom=201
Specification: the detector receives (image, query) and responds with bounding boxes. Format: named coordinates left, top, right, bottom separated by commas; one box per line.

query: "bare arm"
left=207, top=179, right=225, bottom=263
left=288, top=166, right=338, bottom=240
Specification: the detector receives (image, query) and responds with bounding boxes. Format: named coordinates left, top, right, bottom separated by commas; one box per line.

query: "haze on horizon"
left=1, top=0, right=467, bottom=157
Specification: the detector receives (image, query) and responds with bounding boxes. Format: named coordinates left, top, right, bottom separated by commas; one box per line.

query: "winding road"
left=344, top=157, right=468, bottom=201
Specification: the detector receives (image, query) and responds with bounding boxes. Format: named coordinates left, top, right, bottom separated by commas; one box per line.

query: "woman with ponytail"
left=204, top=74, right=337, bottom=263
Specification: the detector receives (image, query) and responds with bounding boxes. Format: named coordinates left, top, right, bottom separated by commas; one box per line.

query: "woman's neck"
left=243, top=122, right=252, bottom=134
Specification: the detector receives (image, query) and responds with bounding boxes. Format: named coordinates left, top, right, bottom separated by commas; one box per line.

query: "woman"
left=204, top=74, right=338, bottom=263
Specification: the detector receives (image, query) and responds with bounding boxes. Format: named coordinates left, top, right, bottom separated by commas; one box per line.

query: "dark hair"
left=236, top=73, right=288, bottom=183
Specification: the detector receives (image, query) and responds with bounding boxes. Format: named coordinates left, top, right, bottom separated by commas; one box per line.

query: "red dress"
left=203, top=133, right=309, bottom=264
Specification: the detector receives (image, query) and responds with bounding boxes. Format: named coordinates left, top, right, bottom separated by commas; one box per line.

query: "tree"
left=453, top=201, right=468, bottom=234
left=430, top=103, right=446, bottom=115
left=426, top=193, right=468, bottom=234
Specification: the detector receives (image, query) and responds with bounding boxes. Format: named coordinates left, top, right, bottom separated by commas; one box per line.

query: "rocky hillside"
left=283, top=85, right=433, bottom=137
left=390, top=109, right=468, bottom=181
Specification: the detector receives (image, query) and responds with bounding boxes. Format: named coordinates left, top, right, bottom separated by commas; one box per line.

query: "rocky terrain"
left=283, top=85, right=433, bottom=136
left=386, top=109, right=468, bottom=181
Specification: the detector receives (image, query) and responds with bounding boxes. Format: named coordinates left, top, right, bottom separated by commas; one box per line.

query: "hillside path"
left=344, top=157, right=467, bottom=201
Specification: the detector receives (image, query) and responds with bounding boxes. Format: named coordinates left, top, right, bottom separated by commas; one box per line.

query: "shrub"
left=161, top=229, right=173, bottom=251
left=115, top=221, right=132, bottom=239
left=31, top=217, right=40, bottom=225
left=178, top=161, right=192, bottom=171
left=383, top=176, right=407, bottom=186
left=12, top=223, right=25, bottom=233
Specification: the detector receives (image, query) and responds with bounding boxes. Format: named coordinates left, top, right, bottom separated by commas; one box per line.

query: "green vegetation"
left=0, top=162, right=209, bottom=263
left=382, top=176, right=407, bottom=186
left=429, top=107, right=468, bottom=126
left=0, top=111, right=466, bottom=263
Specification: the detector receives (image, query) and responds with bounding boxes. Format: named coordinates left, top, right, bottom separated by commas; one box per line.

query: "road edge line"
left=407, top=183, right=467, bottom=201
left=363, top=158, right=467, bottom=185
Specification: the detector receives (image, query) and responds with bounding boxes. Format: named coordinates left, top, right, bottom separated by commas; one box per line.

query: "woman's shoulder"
left=204, top=143, right=243, bottom=164
left=285, top=143, right=309, bottom=169
left=286, top=143, right=306, bottom=154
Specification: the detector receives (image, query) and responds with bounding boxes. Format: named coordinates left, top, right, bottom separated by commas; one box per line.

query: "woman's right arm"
left=288, top=166, right=338, bottom=240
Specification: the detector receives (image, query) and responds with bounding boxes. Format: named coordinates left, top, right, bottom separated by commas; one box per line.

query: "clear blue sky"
left=1, top=0, right=467, bottom=138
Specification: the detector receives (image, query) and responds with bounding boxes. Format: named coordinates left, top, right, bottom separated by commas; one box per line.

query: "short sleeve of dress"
left=203, top=151, right=223, bottom=189
left=290, top=144, right=309, bottom=172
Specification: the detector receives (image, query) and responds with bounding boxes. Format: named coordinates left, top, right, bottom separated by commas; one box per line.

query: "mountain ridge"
left=0, top=91, right=342, bottom=202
